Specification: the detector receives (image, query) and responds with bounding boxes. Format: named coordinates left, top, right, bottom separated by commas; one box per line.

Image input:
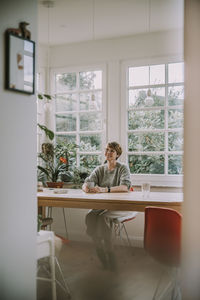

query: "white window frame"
left=37, top=68, right=45, bottom=154
left=51, top=64, right=107, bottom=166
left=121, top=56, right=184, bottom=187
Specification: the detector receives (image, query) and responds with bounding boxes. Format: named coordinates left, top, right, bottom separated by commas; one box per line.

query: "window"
left=53, top=67, right=106, bottom=171
left=36, top=70, right=45, bottom=153
left=125, top=62, right=184, bottom=186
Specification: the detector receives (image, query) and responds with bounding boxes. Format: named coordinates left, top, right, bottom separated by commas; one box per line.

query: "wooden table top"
left=38, top=189, right=183, bottom=212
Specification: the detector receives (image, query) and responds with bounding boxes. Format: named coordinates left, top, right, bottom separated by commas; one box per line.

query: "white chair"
left=111, top=212, right=138, bottom=248
left=37, top=230, right=70, bottom=300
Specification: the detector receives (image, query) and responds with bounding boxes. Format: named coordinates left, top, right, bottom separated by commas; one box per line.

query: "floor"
left=37, top=239, right=174, bottom=300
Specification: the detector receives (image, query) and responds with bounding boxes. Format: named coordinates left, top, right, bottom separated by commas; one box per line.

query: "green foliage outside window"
left=129, top=155, right=165, bottom=174
left=128, top=74, right=184, bottom=175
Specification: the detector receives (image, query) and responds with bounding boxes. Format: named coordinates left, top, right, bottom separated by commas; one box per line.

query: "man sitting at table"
left=82, top=141, right=131, bottom=271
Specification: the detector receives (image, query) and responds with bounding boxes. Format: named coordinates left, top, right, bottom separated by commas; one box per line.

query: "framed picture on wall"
left=5, top=32, right=35, bottom=94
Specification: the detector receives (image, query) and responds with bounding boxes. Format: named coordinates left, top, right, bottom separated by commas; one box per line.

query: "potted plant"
left=38, top=142, right=74, bottom=188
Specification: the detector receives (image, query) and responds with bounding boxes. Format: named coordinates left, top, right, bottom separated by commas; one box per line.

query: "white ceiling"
left=38, top=0, right=184, bottom=46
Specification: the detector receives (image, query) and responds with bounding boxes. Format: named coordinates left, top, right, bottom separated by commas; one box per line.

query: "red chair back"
left=144, top=207, right=182, bottom=266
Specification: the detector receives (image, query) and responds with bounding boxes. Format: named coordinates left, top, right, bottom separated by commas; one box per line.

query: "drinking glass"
left=142, top=183, right=150, bottom=199
left=87, top=182, right=95, bottom=189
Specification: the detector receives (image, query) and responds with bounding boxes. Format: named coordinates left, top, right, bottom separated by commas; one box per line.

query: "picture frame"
left=5, top=32, right=35, bottom=94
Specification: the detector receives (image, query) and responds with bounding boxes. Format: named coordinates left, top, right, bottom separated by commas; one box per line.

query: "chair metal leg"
left=37, top=256, right=71, bottom=299
left=115, top=222, right=134, bottom=251
left=50, top=250, right=57, bottom=300
left=37, top=256, right=56, bottom=300
left=47, top=207, right=53, bottom=230
left=171, top=268, right=181, bottom=300
left=122, top=223, right=133, bottom=248
left=55, top=256, right=71, bottom=298
left=46, top=207, right=68, bottom=239
left=152, top=269, right=165, bottom=300
left=62, top=208, right=69, bottom=239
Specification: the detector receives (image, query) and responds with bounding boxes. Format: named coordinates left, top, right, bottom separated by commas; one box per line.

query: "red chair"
left=144, top=207, right=182, bottom=300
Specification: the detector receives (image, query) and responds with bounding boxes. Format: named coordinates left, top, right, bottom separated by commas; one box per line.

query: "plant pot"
left=46, top=182, right=64, bottom=188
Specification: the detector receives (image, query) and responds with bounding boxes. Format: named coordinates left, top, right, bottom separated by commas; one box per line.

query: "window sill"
left=132, top=185, right=183, bottom=193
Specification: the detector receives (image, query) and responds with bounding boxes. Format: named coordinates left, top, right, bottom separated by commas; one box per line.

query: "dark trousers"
left=85, top=209, right=117, bottom=270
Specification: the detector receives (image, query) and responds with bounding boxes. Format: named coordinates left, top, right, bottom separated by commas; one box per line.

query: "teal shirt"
left=85, top=161, right=131, bottom=189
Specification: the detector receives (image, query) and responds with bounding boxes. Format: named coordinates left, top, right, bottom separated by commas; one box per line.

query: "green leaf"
left=37, top=124, right=54, bottom=140
left=37, top=166, right=50, bottom=177
left=38, top=94, right=43, bottom=100
left=43, top=94, right=52, bottom=100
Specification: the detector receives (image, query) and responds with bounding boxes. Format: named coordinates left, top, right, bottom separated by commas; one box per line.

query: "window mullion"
left=76, top=71, right=80, bottom=167
left=165, top=63, right=168, bottom=175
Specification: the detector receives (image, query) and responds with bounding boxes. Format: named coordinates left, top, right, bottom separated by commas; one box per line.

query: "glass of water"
left=142, top=183, right=150, bottom=199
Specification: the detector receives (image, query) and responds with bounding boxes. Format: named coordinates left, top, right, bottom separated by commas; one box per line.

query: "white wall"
left=39, top=29, right=183, bottom=244
left=0, top=1, right=37, bottom=299
left=182, top=0, right=200, bottom=298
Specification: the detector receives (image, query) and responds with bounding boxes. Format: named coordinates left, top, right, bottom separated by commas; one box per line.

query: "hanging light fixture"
left=144, top=0, right=154, bottom=106
left=89, top=0, right=98, bottom=110
left=42, top=0, right=54, bottom=113
left=145, top=67, right=154, bottom=106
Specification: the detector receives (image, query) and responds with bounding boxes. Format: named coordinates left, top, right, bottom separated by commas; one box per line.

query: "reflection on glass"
left=79, top=91, right=102, bottom=111
left=168, top=155, right=183, bottom=174
left=150, top=64, right=165, bottom=85
left=24, top=85, right=32, bottom=92
left=80, top=134, right=101, bottom=151
left=129, top=88, right=165, bottom=108
left=24, top=55, right=33, bottom=83
left=168, top=86, right=184, bottom=106
left=168, top=132, right=183, bottom=151
left=128, top=110, right=164, bottom=130
left=56, top=114, right=76, bottom=132
left=168, top=62, right=184, bottom=83
left=168, top=109, right=184, bottom=128
left=129, top=66, right=149, bottom=87
left=128, top=155, right=164, bottom=174
left=55, top=94, right=77, bottom=112
left=128, top=133, right=164, bottom=152
left=80, top=112, right=102, bottom=131
left=24, top=40, right=33, bottom=53
left=79, top=71, right=102, bottom=90
left=80, top=154, right=101, bottom=170
left=9, top=35, right=34, bottom=93
left=56, top=73, right=76, bottom=92
left=56, top=134, right=76, bottom=145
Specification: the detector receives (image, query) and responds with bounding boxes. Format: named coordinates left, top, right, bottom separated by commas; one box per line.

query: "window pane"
left=128, top=110, right=164, bottom=130
left=128, top=132, right=164, bottom=152
left=129, top=88, right=165, bottom=108
left=56, top=114, right=76, bottom=132
left=168, top=132, right=183, bottom=151
left=128, top=155, right=164, bottom=174
left=80, top=134, right=101, bottom=151
left=168, top=86, right=184, bottom=106
left=168, top=155, right=183, bottom=174
left=168, top=62, right=184, bottom=83
left=79, top=71, right=102, bottom=90
left=24, top=55, right=33, bottom=83
left=56, top=73, right=76, bottom=92
left=56, top=134, right=76, bottom=144
left=79, top=91, right=102, bottom=111
left=168, top=109, right=184, bottom=128
left=80, top=112, right=102, bottom=131
left=55, top=94, right=77, bottom=111
left=129, top=66, right=149, bottom=87
left=80, top=154, right=101, bottom=171
left=150, top=64, right=165, bottom=85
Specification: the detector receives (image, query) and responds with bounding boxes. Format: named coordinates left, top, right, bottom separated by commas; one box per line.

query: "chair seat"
left=113, top=211, right=138, bottom=223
